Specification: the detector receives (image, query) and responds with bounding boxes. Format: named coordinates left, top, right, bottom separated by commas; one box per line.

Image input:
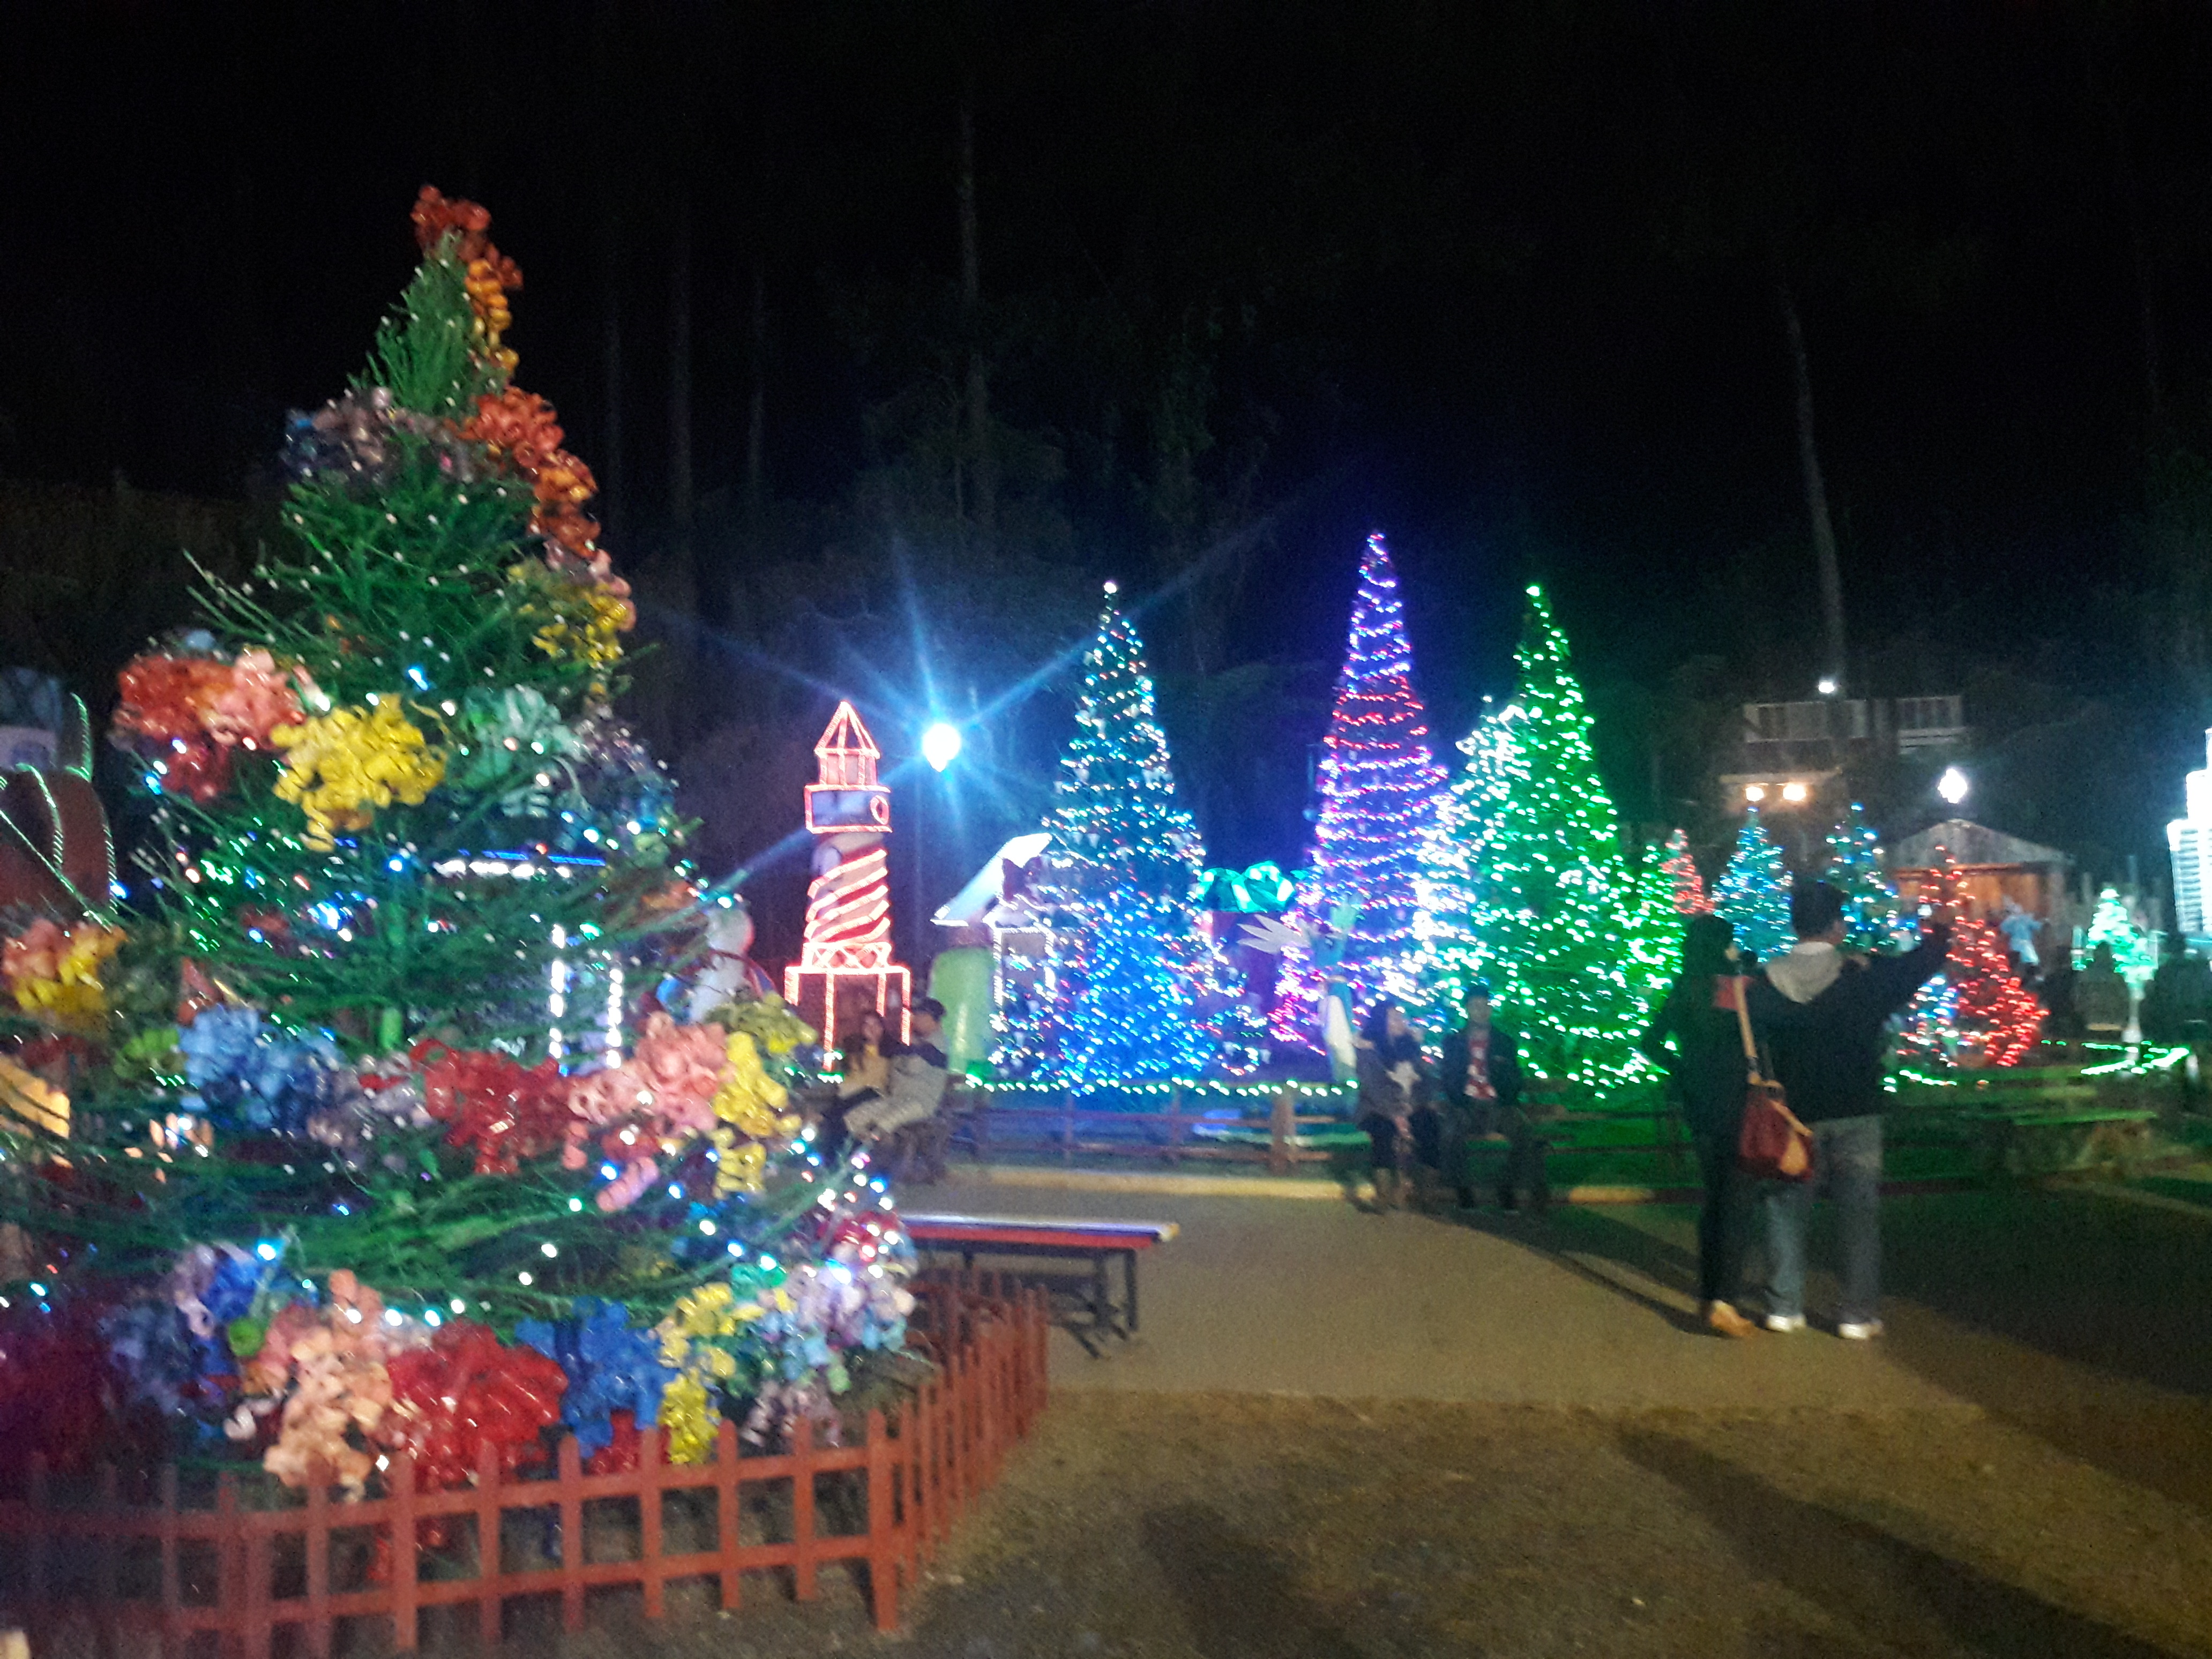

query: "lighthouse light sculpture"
left=784, top=700, right=912, bottom=1050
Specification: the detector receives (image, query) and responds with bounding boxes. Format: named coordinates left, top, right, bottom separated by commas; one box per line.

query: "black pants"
left=1691, top=1118, right=1752, bottom=1306
left=1496, top=1112, right=1549, bottom=1211
left=818, top=1089, right=880, bottom=1163
left=1364, top=1106, right=1444, bottom=1175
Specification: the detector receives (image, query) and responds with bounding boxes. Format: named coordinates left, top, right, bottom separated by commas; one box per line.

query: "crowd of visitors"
left=1354, top=879, right=1955, bottom=1342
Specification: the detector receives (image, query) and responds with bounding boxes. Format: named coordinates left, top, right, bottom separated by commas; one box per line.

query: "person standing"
left=2073, top=941, right=2131, bottom=1047
left=1439, top=982, right=1535, bottom=1212
left=1640, top=916, right=1757, bottom=1338
left=1748, top=881, right=1949, bottom=1339
left=1356, top=999, right=1434, bottom=1209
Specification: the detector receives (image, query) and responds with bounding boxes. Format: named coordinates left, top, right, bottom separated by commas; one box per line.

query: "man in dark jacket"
left=1747, top=880, right=1949, bottom=1340
left=1437, top=982, right=1540, bottom=1212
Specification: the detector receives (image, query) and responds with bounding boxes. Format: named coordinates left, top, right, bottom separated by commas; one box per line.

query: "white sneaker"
left=1763, top=1313, right=1806, bottom=1333
left=1836, top=1319, right=1885, bottom=1341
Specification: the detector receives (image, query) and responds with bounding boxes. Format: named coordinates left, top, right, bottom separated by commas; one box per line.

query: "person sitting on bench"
left=848, top=999, right=951, bottom=1142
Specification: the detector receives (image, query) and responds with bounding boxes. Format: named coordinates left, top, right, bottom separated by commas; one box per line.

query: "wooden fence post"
left=304, top=1471, right=332, bottom=1659
left=864, top=1410, right=898, bottom=1632
left=160, top=1464, right=183, bottom=1656
left=1268, top=1085, right=1295, bottom=1175
left=558, top=1434, right=586, bottom=1633
left=638, top=1427, right=666, bottom=1621
left=714, top=1419, right=743, bottom=1616
left=475, top=1437, right=503, bottom=1648
left=24, top=1456, right=46, bottom=1623
left=790, top=1419, right=818, bottom=1602
left=390, top=1453, right=419, bottom=1654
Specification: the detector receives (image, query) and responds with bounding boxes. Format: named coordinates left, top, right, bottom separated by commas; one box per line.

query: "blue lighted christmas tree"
left=1274, top=535, right=1448, bottom=1036
left=1713, top=810, right=1794, bottom=966
left=1824, top=802, right=1909, bottom=950
left=1000, top=583, right=1213, bottom=1083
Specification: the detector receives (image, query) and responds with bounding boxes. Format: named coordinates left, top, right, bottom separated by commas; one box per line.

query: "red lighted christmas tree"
left=1661, top=828, right=1712, bottom=916
left=1906, top=853, right=2044, bottom=1067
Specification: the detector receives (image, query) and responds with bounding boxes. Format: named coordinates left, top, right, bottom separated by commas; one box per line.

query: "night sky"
left=8, top=3, right=2212, bottom=944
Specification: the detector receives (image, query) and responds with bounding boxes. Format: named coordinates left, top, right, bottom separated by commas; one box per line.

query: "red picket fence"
left=0, top=1276, right=1049, bottom=1653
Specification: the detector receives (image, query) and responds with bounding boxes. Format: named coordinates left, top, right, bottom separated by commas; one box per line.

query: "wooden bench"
left=900, top=1214, right=1177, bottom=1356
left=1966, top=1106, right=2159, bottom=1177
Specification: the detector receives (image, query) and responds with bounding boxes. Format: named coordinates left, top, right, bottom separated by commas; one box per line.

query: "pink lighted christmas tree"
left=1273, top=534, right=1447, bottom=1035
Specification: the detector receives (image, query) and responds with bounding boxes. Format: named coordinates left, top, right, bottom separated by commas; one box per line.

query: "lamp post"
left=912, top=722, right=963, bottom=963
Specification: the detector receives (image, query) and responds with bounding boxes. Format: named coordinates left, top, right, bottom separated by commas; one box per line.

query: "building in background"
left=2168, top=730, right=2212, bottom=947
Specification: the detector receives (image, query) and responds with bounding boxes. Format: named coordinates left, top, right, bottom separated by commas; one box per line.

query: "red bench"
left=900, top=1214, right=1177, bottom=1355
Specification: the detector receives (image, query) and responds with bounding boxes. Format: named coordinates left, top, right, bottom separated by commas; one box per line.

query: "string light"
left=998, top=584, right=1216, bottom=1083
left=1275, top=535, right=1449, bottom=1037
left=1659, top=828, right=1713, bottom=917
left=1712, top=809, right=1795, bottom=965
left=1413, top=584, right=1675, bottom=1085
left=784, top=701, right=912, bottom=1050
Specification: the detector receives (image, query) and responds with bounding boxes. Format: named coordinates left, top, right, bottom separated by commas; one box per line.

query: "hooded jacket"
left=1745, top=925, right=1951, bottom=1124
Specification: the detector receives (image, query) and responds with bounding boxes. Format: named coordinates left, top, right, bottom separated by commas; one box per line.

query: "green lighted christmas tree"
left=1433, top=586, right=1672, bottom=1087
left=1000, top=582, right=1215, bottom=1083
left=2079, top=887, right=2157, bottom=990
left=1712, top=810, right=1794, bottom=966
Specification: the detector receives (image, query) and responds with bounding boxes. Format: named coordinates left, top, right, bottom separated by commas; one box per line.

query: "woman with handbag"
left=1640, top=915, right=1760, bottom=1337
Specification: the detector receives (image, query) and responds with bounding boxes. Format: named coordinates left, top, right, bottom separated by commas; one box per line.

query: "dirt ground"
left=534, top=1391, right=2211, bottom=1658
left=504, top=1178, right=2212, bottom=1658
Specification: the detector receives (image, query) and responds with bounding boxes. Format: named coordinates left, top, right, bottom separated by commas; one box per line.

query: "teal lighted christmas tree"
left=1713, top=810, right=1794, bottom=966
left=1409, top=700, right=1519, bottom=1035
left=1436, top=586, right=1672, bottom=1087
left=1273, top=535, right=1448, bottom=1033
left=1823, top=803, right=1910, bottom=951
left=1001, top=582, right=1214, bottom=1083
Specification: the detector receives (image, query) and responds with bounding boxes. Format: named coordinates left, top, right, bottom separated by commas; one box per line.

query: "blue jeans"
left=1763, top=1114, right=1882, bottom=1324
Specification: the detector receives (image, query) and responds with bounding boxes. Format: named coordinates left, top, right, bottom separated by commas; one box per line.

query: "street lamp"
left=1937, top=766, right=1970, bottom=806
left=922, top=722, right=963, bottom=773
left=1817, top=676, right=1839, bottom=697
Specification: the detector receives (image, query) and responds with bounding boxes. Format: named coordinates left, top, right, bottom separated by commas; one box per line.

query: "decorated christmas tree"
left=1712, top=810, right=1794, bottom=966
left=1947, top=906, right=2047, bottom=1066
left=1659, top=828, right=1712, bottom=916
left=1894, top=851, right=2042, bottom=1069
left=1822, top=802, right=1909, bottom=951
left=0, top=192, right=912, bottom=1494
left=2078, top=886, right=2157, bottom=989
left=1438, top=586, right=1672, bottom=1087
left=1272, top=536, right=1448, bottom=1036
left=999, top=582, right=1215, bottom=1084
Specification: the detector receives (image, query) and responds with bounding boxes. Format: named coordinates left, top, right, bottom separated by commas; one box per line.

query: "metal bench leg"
left=1093, top=1250, right=1112, bottom=1342
left=1123, top=1249, right=1139, bottom=1337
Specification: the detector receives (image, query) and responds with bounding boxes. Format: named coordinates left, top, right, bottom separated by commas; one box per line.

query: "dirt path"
left=524, top=1180, right=2212, bottom=1657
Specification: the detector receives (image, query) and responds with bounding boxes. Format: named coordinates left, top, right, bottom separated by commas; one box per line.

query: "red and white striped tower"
left=784, top=701, right=911, bottom=1049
